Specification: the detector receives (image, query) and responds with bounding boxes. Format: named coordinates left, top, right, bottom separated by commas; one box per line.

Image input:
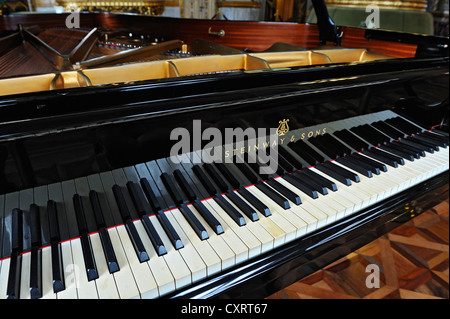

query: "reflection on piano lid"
left=0, top=3, right=448, bottom=299
left=0, top=110, right=448, bottom=299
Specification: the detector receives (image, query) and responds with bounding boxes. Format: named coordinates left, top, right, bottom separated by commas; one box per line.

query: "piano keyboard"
left=0, top=110, right=448, bottom=299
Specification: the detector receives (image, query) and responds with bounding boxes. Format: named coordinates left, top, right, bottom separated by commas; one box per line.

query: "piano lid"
left=0, top=0, right=448, bottom=97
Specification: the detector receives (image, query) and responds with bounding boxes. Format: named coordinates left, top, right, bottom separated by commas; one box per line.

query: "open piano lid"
left=0, top=0, right=447, bottom=97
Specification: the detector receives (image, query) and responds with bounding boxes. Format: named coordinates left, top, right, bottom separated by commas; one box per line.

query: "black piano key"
left=237, top=186, right=271, bottom=217
left=266, top=178, right=302, bottom=204
left=29, top=246, right=42, bottom=299
left=21, top=207, right=31, bottom=253
left=141, top=215, right=167, bottom=255
left=112, top=184, right=132, bottom=221
left=333, top=129, right=369, bottom=152
left=350, top=125, right=381, bottom=146
left=278, top=146, right=304, bottom=171
left=89, top=190, right=107, bottom=228
left=409, top=136, right=440, bottom=152
left=399, top=138, right=435, bottom=154
left=366, top=124, right=391, bottom=144
left=98, top=227, right=120, bottom=273
left=126, top=182, right=147, bottom=216
left=364, top=148, right=402, bottom=167
left=388, top=142, right=421, bottom=159
left=300, top=168, right=336, bottom=192
left=47, top=200, right=65, bottom=293
left=74, top=194, right=99, bottom=281
left=283, top=174, right=318, bottom=199
left=156, top=210, right=184, bottom=250
left=50, top=241, right=64, bottom=293
left=214, top=162, right=241, bottom=189
left=11, top=208, right=23, bottom=253
left=400, top=138, right=434, bottom=153
left=386, top=117, right=422, bottom=135
left=275, top=153, right=295, bottom=174
left=7, top=208, right=22, bottom=299
left=226, top=191, right=259, bottom=222
left=214, top=194, right=246, bottom=226
left=294, top=171, right=328, bottom=195
left=413, top=134, right=444, bottom=149
left=351, top=152, right=387, bottom=172
left=288, top=141, right=320, bottom=165
left=125, top=219, right=150, bottom=262
left=204, top=163, right=229, bottom=192
left=47, top=200, right=60, bottom=242
left=192, top=164, right=217, bottom=197
left=295, top=140, right=325, bottom=163
left=371, top=121, right=406, bottom=139
left=179, top=204, right=209, bottom=240
left=160, top=172, right=184, bottom=206
left=308, top=135, right=339, bottom=158
left=233, top=159, right=260, bottom=184
left=323, top=161, right=360, bottom=183
left=140, top=177, right=162, bottom=213
left=379, top=144, right=415, bottom=161
left=73, top=194, right=89, bottom=235
left=345, top=155, right=381, bottom=175
left=322, top=133, right=352, bottom=156
left=113, top=185, right=149, bottom=262
left=90, top=190, right=119, bottom=273
left=80, top=233, right=99, bottom=281
left=29, top=204, right=41, bottom=248
left=394, top=141, right=426, bottom=157
left=6, top=251, right=21, bottom=299
left=335, top=157, right=374, bottom=178
left=315, top=163, right=352, bottom=186
left=192, top=200, right=224, bottom=235
left=422, top=131, right=448, bottom=146
left=255, top=181, right=290, bottom=210
left=29, top=204, right=42, bottom=299
left=174, top=169, right=197, bottom=202
left=244, top=154, right=271, bottom=180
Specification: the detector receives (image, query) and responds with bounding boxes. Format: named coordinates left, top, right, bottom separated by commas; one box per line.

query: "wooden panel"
left=0, top=13, right=416, bottom=56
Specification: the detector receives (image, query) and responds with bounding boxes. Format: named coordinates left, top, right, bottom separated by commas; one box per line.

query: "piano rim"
left=164, top=170, right=449, bottom=299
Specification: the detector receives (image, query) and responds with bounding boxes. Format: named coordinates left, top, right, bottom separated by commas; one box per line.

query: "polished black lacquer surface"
left=0, top=19, right=448, bottom=298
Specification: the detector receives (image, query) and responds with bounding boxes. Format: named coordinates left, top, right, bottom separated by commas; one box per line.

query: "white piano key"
left=245, top=186, right=299, bottom=242
left=69, top=237, right=99, bottom=299
left=188, top=203, right=236, bottom=270
left=40, top=245, right=56, bottom=299
left=89, top=232, right=120, bottom=299
left=47, top=183, right=78, bottom=299
left=204, top=197, right=257, bottom=261
left=275, top=177, right=336, bottom=225
left=106, top=227, right=141, bottom=299
left=234, top=190, right=287, bottom=249
left=0, top=258, right=10, bottom=299
left=19, top=251, right=31, bottom=299
left=144, top=213, right=191, bottom=290
left=163, top=210, right=208, bottom=283
left=167, top=208, right=222, bottom=277
left=86, top=173, right=142, bottom=299
left=225, top=192, right=275, bottom=254
left=98, top=171, right=161, bottom=299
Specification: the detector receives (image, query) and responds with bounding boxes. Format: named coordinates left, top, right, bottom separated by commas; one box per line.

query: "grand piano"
left=0, top=1, right=448, bottom=299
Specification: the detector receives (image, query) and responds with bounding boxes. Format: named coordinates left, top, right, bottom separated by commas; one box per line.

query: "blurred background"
left=0, top=0, right=448, bottom=36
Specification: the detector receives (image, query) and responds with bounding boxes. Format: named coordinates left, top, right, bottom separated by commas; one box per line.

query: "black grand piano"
left=0, top=1, right=448, bottom=299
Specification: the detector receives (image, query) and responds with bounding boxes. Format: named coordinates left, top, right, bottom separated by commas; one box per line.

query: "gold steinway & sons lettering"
left=224, top=126, right=327, bottom=158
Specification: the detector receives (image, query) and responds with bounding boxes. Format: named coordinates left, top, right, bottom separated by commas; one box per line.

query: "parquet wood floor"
left=266, top=198, right=449, bottom=299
